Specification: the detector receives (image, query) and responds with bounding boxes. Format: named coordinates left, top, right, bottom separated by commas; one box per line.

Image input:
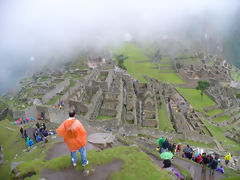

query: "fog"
left=0, top=0, right=239, bottom=94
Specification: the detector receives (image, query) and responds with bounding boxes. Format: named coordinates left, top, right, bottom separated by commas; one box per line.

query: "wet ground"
left=41, top=159, right=123, bottom=180
left=137, top=139, right=225, bottom=180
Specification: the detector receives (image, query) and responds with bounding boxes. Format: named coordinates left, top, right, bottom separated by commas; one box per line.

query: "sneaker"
left=82, top=161, right=88, bottom=167
left=73, top=163, right=77, bottom=167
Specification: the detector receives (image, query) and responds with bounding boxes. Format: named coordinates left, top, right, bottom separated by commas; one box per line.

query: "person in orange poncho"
left=56, top=110, right=88, bottom=167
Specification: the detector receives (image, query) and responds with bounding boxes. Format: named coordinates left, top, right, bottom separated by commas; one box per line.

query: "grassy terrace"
left=113, top=43, right=184, bottom=84
left=205, top=108, right=224, bottom=117
left=176, top=87, right=216, bottom=112
left=158, top=101, right=174, bottom=132
left=203, top=120, right=240, bottom=152
left=213, top=115, right=231, bottom=123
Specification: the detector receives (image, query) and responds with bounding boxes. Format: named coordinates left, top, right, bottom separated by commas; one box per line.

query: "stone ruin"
left=134, top=82, right=158, bottom=128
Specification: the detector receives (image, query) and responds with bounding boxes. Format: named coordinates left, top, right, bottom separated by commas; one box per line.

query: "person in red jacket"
left=196, top=154, right=202, bottom=164
left=56, top=110, right=88, bottom=167
left=176, top=143, right=181, bottom=155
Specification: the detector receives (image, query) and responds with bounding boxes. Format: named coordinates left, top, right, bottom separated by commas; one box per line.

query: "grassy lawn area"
left=158, top=101, right=174, bottom=132
left=203, top=120, right=240, bottom=152
left=16, top=146, right=172, bottom=180
left=213, top=115, right=231, bottom=123
left=176, top=138, right=216, bottom=149
left=113, top=43, right=184, bottom=84
left=205, top=108, right=224, bottom=117
left=176, top=87, right=216, bottom=111
left=39, top=75, right=48, bottom=82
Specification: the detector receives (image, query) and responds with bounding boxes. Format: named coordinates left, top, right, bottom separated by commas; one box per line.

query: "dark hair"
left=69, top=110, right=76, bottom=117
left=187, top=145, right=189, bottom=148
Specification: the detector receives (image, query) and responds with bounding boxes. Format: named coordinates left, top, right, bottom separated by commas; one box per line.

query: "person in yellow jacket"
left=225, top=152, right=231, bottom=165
left=56, top=110, right=88, bottom=167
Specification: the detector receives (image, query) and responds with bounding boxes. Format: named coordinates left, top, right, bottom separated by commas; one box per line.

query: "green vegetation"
left=158, top=101, right=174, bottom=132
left=39, top=75, right=48, bottom=82
left=97, top=73, right=108, bottom=81
left=213, top=115, right=231, bottom=123
left=176, top=87, right=216, bottom=111
left=177, top=139, right=216, bottom=148
left=176, top=63, right=183, bottom=69
left=46, top=95, right=61, bottom=105
left=236, top=93, right=240, bottom=99
left=17, top=146, right=172, bottom=180
left=203, top=120, right=240, bottom=152
left=196, top=80, right=210, bottom=98
left=114, top=54, right=128, bottom=70
left=205, top=108, right=224, bottom=117
left=202, top=126, right=212, bottom=136
left=96, top=115, right=114, bottom=120
left=113, top=43, right=184, bottom=84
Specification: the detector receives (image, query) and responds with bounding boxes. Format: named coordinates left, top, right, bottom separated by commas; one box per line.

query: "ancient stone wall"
left=42, top=78, right=70, bottom=104
left=178, top=132, right=215, bottom=144
left=0, top=108, right=8, bottom=121
left=69, top=100, right=88, bottom=113
left=48, top=107, right=68, bottom=124
left=13, top=110, right=26, bottom=120
left=85, top=89, right=103, bottom=120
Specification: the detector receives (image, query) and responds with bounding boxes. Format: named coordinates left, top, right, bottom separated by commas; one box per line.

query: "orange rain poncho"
left=56, top=118, right=87, bottom=152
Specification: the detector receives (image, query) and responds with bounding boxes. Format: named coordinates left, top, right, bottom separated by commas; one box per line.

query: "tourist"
left=36, top=134, right=42, bottom=143
left=195, top=154, right=202, bottom=164
left=43, top=123, right=46, bottom=130
left=201, top=153, right=209, bottom=173
left=36, top=122, right=40, bottom=129
left=62, top=101, right=65, bottom=107
left=20, top=127, right=24, bottom=138
left=14, top=121, right=17, bottom=126
left=56, top=110, right=88, bottom=167
left=59, top=105, right=62, bottom=109
left=27, top=138, right=34, bottom=147
left=208, top=156, right=218, bottom=175
left=172, top=143, right=176, bottom=155
left=26, top=118, right=29, bottom=123
left=162, top=139, right=169, bottom=152
left=30, top=116, right=34, bottom=122
left=183, top=145, right=193, bottom=159
left=225, top=152, right=231, bottom=165
left=23, top=118, right=26, bottom=124
left=24, top=130, right=28, bottom=140
left=20, top=118, right=23, bottom=124
left=16, top=120, right=20, bottom=125
left=176, top=143, right=181, bottom=155
left=33, top=129, right=37, bottom=141
left=157, top=135, right=165, bottom=153
left=162, top=159, right=171, bottom=169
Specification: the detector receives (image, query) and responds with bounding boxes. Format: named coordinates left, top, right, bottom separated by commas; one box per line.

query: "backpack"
left=202, top=156, right=209, bottom=164
left=211, top=160, right=218, bottom=169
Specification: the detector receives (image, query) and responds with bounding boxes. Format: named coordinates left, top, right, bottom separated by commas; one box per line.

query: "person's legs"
left=159, top=146, right=162, bottom=153
left=79, top=146, right=87, bottom=165
left=71, top=151, right=77, bottom=164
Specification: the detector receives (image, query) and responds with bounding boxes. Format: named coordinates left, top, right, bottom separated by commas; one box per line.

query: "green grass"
left=176, top=87, right=216, bottom=111
left=158, top=101, right=174, bottom=132
left=95, top=115, right=114, bottom=120
left=0, top=120, right=27, bottom=180
left=202, top=126, right=212, bottom=136
left=203, top=120, right=240, bottom=152
left=46, top=95, right=61, bottom=105
left=17, top=146, right=173, bottom=180
left=205, top=108, right=224, bottom=117
left=39, top=75, right=48, bottom=82
left=113, top=43, right=184, bottom=84
left=213, top=115, right=231, bottom=123
left=177, top=139, right=216, bottom=148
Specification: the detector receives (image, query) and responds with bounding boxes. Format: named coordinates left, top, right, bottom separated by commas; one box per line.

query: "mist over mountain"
left=0, top=0, right=240, bottom=95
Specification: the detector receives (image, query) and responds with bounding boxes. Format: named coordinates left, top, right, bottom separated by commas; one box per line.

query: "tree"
left=114, top=54, right=128, bottom=70
left=176, top=63, right=183, bottom=69
left=196, top=80, right=210, bottom=99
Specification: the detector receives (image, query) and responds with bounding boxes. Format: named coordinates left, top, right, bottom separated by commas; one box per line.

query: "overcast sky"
left=0, top=0, right=239, bottom=94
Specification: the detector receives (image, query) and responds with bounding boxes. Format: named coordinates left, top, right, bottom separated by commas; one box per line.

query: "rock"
left=11, top=161, right=24, bottom=174
left=29, top=146, right=37, bottom=152
left=140, top=137, right=145, bottom=140
left=33, top=99, right=42, bottom=105
left=88, top=133, right=115, bottom=145
left=83, top=170, right=90, bottom=176
left=39, top=178, right=47, bottom=180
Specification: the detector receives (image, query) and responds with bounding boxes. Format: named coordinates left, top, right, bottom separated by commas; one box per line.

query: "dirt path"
left=137, top=140, right=225, bottom=180
left=41, top=159, right=123, bottom=180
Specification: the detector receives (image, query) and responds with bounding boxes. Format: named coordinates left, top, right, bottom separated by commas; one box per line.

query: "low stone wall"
left=204, top=90, right=219, bottom=105
left=59, top=81, right=83, bottom=103
left=142, top=119, right=157, bottom=127
left=48, top=107, right=68, bottom=124
left=13, top=110, right=26, bottom=120
left=0, top=108, right=8, bottom=121
left=69, top=100, right=88, bottom=113
left=178, top=132, right=215, bottom=144
left=203, top=105, right=218, bottom=112
left=99, top=109, right=117, bottom=116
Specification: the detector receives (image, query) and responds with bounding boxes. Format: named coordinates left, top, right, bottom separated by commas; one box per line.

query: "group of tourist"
left=14, top=117, right=34, bottom=126
left=20, top=127, right=34, bottom=148
left=157, top=136, right=226, bottom=174
left=55, top=101, right=65, bottom=109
